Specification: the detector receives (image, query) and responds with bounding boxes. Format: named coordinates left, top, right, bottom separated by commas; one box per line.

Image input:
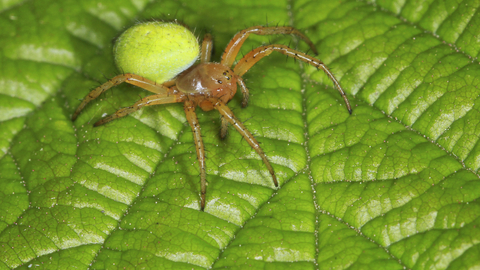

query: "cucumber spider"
left=71, top=22, right=352, bottom=211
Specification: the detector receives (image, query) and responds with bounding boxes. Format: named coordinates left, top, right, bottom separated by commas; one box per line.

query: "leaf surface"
left=1, top=0, right=480, bottom=269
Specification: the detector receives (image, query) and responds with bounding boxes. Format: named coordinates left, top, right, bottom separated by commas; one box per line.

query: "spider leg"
left=221, top=26, right=318, bottom=67
left=212, top=98, right=278, bottom=187
left=237, top=76, right=250, bottom=108
left=219, top=76, right=250, bottom=139
left=220, top=115, right=229, bottom=140
left=184, top=100, right=207, bottom=210
left=233, top=45, right=352, bottom=114
left=93, top=93, right=186, bottom=126
left=72, top=74, right=172, bottom=121
left=201, top=33, right=213, bottom=63
left=162, top=79, right=177, bottom=87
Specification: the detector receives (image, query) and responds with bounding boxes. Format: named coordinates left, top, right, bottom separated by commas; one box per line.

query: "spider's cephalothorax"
left=176, top=63, right=238, bottom=111
left=71, top=22, right=352, bottom=210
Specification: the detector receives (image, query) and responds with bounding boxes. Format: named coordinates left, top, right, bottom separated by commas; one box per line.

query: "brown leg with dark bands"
left=184, top=100, right=208, bottom=210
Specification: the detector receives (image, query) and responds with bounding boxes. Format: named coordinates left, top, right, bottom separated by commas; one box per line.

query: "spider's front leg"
left=212, top=98, right=278, bottom=187
left=219, top=76, right=249, bottom=140
left=234, top=45, right=352, bottom=114
left=221, top=26, right=319, bottom=108
left=221, top=26, right=318, bottom=67
left=72, top=74, right=171, bottom=121
left=184, top=100, right=207, bottom=210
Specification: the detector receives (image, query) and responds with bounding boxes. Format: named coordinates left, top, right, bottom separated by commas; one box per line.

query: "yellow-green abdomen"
left=114, top=21, right=199, bottom=83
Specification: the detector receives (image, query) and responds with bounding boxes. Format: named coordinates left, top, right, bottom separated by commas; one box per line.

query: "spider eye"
left=222, top=71, right=232, bottom=81
left=217, top=80, right=222, bottom=84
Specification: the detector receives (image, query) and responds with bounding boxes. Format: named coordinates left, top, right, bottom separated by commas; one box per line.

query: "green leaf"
left=1, top=0, right=480, bottom=269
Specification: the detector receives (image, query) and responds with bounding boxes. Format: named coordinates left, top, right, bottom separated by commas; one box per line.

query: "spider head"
left=176, top=63, right=238, bottom=111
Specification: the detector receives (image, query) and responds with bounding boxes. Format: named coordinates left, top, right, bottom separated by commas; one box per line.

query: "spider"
left=71, top=22, right=352, bottom=211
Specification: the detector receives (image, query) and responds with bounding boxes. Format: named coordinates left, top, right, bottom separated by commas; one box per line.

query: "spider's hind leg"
left=93, top=93, right=185, bottom=126
left=201, top=33, right=213, bottom=63
left=72, top=74, right=172, bottom=121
